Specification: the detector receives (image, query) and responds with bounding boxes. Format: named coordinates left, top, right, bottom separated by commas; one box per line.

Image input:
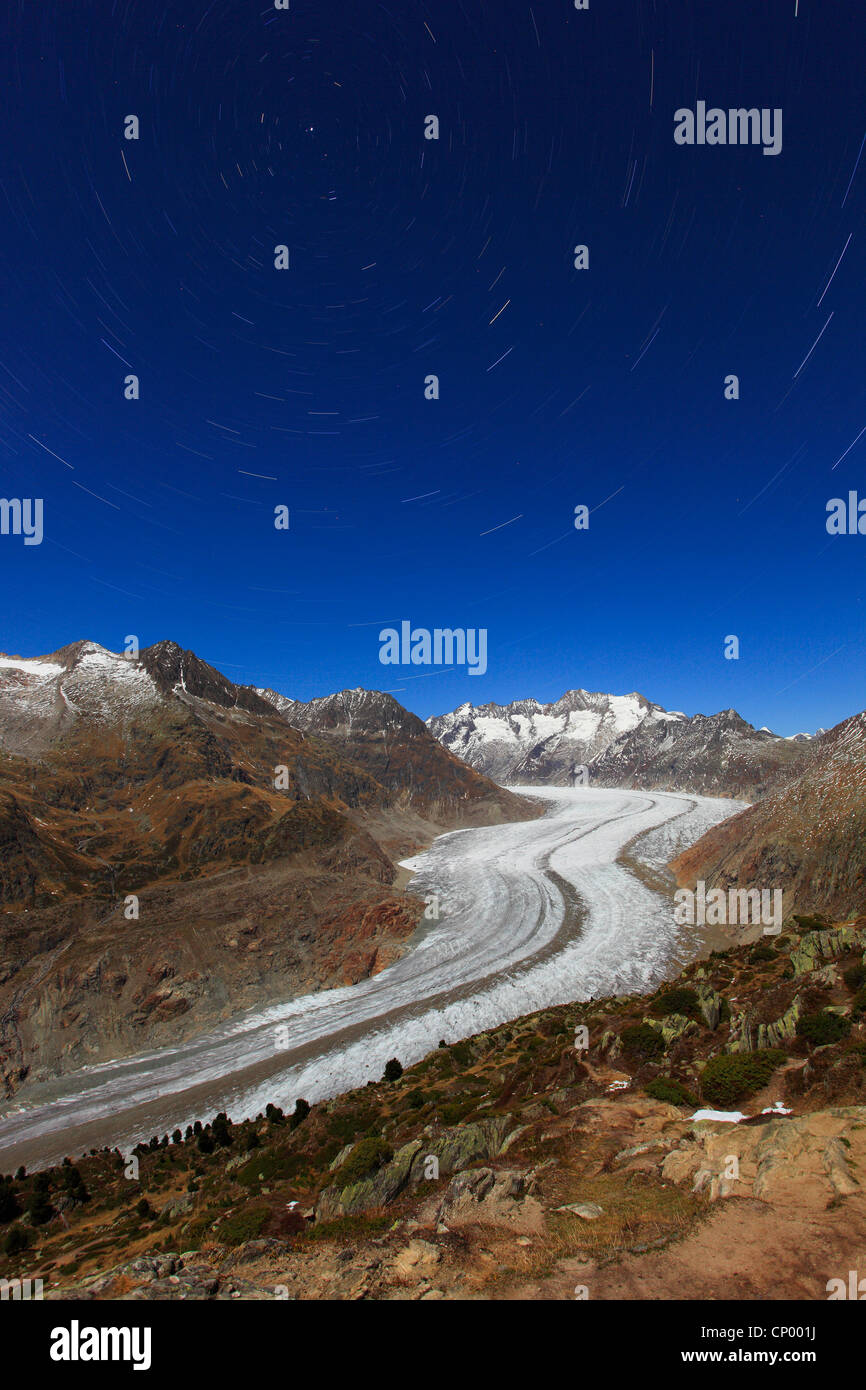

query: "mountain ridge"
left=427, top=688, right=814, bottom=798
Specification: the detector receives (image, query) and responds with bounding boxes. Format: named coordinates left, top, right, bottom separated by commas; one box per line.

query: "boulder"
left=435, top=1166, right=543, bottom=1232
left=316, top=1139, right=423, bottom=1221
left=697, top=985, right=723, bottom=1031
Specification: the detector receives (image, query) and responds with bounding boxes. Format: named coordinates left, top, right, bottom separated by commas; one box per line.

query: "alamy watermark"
left=379, top=621, right=487, bottom=676
left=0, top=498, right=43, bottom=545
left=0, top=1276, right=43, bottom=1300
left=674, top=881, right=782, bottom=934
left=674, top=103, right=782, bottom=157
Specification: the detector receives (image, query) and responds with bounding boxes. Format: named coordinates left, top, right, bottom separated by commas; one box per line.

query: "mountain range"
left=427, top=690, right=813, bottom=799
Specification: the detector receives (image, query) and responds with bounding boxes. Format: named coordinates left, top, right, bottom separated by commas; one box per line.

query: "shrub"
left=749, top=945, right=776, bottom=964
left=383, top=1058, right=403, bottom=1082
left=218, top=1203, right=270, bottom=1247
left=844, top=963, right=866, bottom=991
left=3, top=1225, right=31, bottom=1256
left=406, top=1088, right=426, bottom=1110
left=307, top=1213, right=390, bottom=1243
left=436, top=1097, right=477, bottom=1125
left=792, top=914, right=829, bottom=932
left=644, top=1077, right=698, bottom=1107
left=620, top=1023, right=665, bottom=1061
left=333, top=1136, right=393, bottom=1189
left=0, top=1183, right=21, bottom=1224
left=136, top=1198, right=152, bottom=1219
left=851, top=989, right=866, bottom=1018
left=796, top=1011, right=852, bottom=1046
left=650, top=987, right=701, bottom=1020
left=700, top=1049, right=786, bottom=1108
left=290, top=1098, right=311, bottom=1130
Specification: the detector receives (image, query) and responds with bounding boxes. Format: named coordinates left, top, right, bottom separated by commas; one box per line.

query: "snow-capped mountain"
left=426, top=690, right=685, bottom=785
left=0, top=639, right=274, bottom=757
left=428, top=690, right=814, bottom=799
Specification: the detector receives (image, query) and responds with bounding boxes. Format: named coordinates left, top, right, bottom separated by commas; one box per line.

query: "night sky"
left=2, top=0, right=865, bottom=735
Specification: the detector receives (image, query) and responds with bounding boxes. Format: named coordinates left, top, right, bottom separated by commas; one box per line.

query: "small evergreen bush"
left=700, top=1049, right=786, bottom=1108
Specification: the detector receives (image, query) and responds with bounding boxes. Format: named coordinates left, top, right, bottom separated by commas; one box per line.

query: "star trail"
left=1, top=0, right=865, bottom=733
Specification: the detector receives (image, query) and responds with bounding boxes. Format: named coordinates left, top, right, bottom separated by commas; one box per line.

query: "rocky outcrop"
left=662, top=1107, right=866, bottom=1206
left=790, top=927, right=866, bottom=977
left=315, top=1116, right=515, bottom=1220
left=647, top=1013, right=699, bottom=1046
left=432, top=1166, right=543, bottom=1233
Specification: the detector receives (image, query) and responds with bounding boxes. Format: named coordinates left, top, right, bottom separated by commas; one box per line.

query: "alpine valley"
left=0, top=641, right=531, bottom=1095
left=2, top=645, right=866, bottom=1307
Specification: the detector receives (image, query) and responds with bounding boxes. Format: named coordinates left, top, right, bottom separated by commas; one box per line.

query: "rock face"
left=427, top=692, right=810, bottom=798
left=315, top=1117, right=514, bottom=1220
left=661, top=1107, right=866, bottom=1207
left=0, top=641, right=537, bottom=1092
left=672, top=710, right=866, bottom=918
left=433, top=1167, right=544, bottom=1233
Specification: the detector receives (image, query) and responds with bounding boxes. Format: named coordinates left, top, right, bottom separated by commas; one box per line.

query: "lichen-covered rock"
left=407, top=1116, right=513, bottom=1185
left=696, top=985, right=723, bottom=1031
left=790, top=928, right=866, bottom=978
left=756, top=995, right=801, bottom=1050
left=647, top=1013, right=698, bottom=1046
left=727, top=1009, right=755, bottom=1053
left=316, top=1139, right=423, bottom=1221
left=315, top=1115, right=515, bottom=1220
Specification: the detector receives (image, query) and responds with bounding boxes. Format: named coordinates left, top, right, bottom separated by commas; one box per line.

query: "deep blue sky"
left=1, top=0, right=865, bottom=736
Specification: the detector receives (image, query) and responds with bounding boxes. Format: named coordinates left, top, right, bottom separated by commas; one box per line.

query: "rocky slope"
left=5, top=912, right=866, bottom=1301
left=672, top=709, right=866, bottom=919
left=257, top=686, right=528, bottom=826
left=589, top=707, right=809, bottom=800
left=428, top=691, right=810, bottom=798
left=0, top=642, right=533, bottom=1093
